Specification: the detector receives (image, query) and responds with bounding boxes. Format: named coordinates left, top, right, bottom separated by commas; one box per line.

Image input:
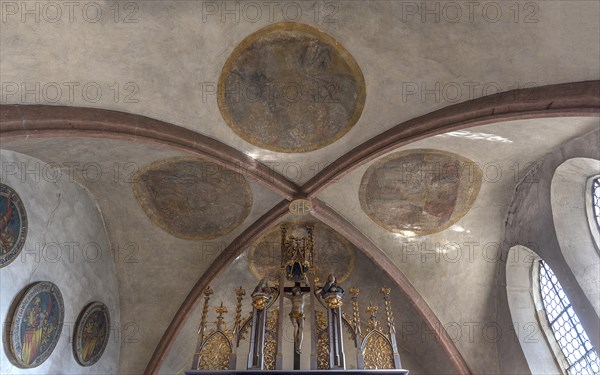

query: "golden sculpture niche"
left=188, top=225, right=409, bottom=374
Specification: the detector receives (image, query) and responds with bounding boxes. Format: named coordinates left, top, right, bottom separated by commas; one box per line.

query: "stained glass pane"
left=539, top=261, right=599, bottom=374
left=593, top=178, right=600, bottom=231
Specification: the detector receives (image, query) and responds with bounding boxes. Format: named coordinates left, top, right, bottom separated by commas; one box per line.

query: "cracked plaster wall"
left=0, top=150, right=119, bottom=374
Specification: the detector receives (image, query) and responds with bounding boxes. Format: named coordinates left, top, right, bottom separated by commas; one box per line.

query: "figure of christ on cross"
left=283, top=283, right=310, bottom=359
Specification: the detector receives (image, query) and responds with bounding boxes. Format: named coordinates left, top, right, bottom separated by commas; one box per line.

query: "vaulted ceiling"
left=1, top=1, right=599, bottom=374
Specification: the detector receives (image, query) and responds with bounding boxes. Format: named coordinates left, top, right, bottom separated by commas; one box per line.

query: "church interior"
left=0, top=1, right=599, bottom=374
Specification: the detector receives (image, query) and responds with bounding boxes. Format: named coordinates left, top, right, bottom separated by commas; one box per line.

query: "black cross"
left=283, top=281, right=311, bottom=294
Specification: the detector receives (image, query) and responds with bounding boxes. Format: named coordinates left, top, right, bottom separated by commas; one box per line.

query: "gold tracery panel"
left=197, top=331, right=232, bottom=370
left=315, top=310, right=330, bottom=370
left=362, top=331, right=395, bottom=370
left=264, top=309, right=279, bottom=370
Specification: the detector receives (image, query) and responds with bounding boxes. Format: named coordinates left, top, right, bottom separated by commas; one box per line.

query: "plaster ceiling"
left=1, top=1, right=598, bottom=186
left=0, top=137, right=284, bottom=374
left=1, top=0, right=599, bottom=374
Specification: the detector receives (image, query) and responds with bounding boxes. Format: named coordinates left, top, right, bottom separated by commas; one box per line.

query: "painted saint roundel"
left=0, top=183, right=27, bottom=268
left=9, top=282, right=65, bottom=368
left=74, top=301, right=111, bottom=366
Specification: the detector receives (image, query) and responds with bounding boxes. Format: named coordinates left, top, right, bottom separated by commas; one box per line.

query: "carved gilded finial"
left=233, top=287, right=245, bottom=335
left=366, top=302, right=378, bottom=315
left=214, top=302, right=228, bottom=331
left=380, top=286, right=396, bottom=334
left=215, top=301, right=228, bottom=315
left=350, top=287, right=362, bottom=338
left=198, top=286, right=214, bottom=336
left=366, top=301, right=379, bottom=331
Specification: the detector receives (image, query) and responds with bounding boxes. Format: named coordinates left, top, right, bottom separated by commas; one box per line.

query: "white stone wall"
left=500, top=127, right=600, bottom=374
left=0, top=150, right=120, bottom=374
left=551, top=158, right=600, bottom=316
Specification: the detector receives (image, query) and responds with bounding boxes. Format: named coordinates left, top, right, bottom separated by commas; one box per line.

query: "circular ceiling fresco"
left=133, top=157, right=252, bottom=240
left=218, top=22, right=366, bottom=153
left=359, top=149, right=482, bottom=236
left=247, top=222, right=355, bottom=283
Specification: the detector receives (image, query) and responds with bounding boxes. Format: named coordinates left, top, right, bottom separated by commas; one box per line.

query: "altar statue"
left=252, top=278, right=272, bottom=296
left=320, top=274, right=344, bottom=296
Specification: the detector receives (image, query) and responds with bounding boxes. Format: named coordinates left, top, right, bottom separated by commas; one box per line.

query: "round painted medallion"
left=359, top=149, right=482, bottom=236
left=9, top=282, right=65, bottom=368
left=218, top=22, right=366, bottom=153
left=74, top=302, right=110, bottom=366
left=0, top=183, right=27, bottom=268
left=247, top=222, right=355, bottom=283
left=132, top=157, right=253, bottom=240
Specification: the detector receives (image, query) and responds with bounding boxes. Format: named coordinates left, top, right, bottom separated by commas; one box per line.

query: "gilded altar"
left=188, top=225, right=408, bottom=374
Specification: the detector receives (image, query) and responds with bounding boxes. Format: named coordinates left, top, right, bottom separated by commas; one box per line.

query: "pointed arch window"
left=538, top=261, right=599, bottom=374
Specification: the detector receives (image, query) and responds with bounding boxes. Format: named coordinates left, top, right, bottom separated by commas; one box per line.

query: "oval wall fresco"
left=218, top=22, right=366, bottom=153
left=132, top=157, right=253, bottom=240
left=247, top=222, right=355, bottom=283
left=9, top=282, right=65, bottom=368
left=74, top=301, right=111, bottom=366
left=359, top=149, right=482, bottom=236
left=0, top=183, right=27, bottom=268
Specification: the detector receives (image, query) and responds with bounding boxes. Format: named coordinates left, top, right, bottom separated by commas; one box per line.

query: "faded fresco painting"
left=133, top=157, right=252, bottom=240
left=74, top=301, right=111, bottom=366
left=9, top=282, right=65, bottom=368
left=0, top=183, right=27, bottom=268
left=218, top=22, right=366, bottom=152
left=360, top=149, right=482, bottom=236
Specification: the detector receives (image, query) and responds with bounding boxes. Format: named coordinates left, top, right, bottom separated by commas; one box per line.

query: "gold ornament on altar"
left=363, top=332, right=395, bottom=369
left=282, top=224, right=314, bottom=283
left=324, top=293, right=343, bottom=309
left=366, top=302, right=380, bottom=331
left=251, top=295, right=270, bottom=310
left=263, top=310, right=279, bottom=370
left=251, top=277, right=272, bottom=310
left=315, top=310, right=330, bottom=370
left=247, top=223, right=355, bottom=284
left=214, top=302, right=228, bottom=331
left=190, top=222, right=404, bottom=372
left=197, top=332, right=231, bottom=371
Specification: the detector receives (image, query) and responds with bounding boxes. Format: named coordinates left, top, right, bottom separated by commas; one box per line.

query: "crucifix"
left=276, top=224, right=316, bottom=370
left=283, top=282, right=310, bottom=369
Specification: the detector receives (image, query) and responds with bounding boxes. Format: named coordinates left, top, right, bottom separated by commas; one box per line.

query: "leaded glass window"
left=539, top=261, right=600, bottom=374
left=593, top=178, right=600, bottom=231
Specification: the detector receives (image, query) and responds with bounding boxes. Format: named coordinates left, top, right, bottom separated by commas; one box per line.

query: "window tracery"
left=538, top=261, right=599, bottom=374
